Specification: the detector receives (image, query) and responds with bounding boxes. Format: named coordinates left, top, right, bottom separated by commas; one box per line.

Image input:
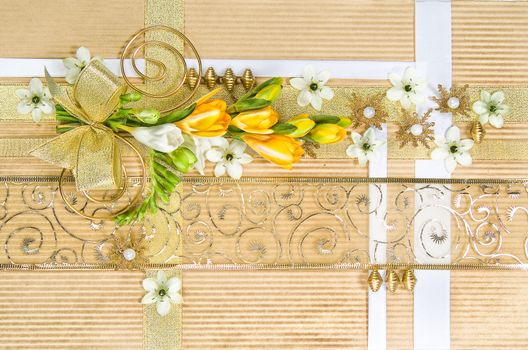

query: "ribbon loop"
left=31, top=60, right=127, bottom=191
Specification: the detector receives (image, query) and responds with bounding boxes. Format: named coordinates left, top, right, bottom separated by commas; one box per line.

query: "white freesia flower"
left=386, top=67, right=428, bottom=109
left=431, top=126, right=474, bottom=173
left=290, top=65, right=334, bottom=111
left=346, top=128, right=385, bottom=167
left=129, top=124, right=184, bottom=153
left=16, top=78, right=55, bottom=122
left=63, top=47, right=100, bottom=84
left=141, top=271, right=183, bottom=317
left=182, top=135, right=225, bottom=175
left=206, top=138, right=253, bottom=179
left=472, top=90, right=510, bottom=128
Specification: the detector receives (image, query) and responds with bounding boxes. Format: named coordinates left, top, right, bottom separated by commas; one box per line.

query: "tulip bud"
left=136, top=108, right=160, bottom=124
left=285, top=114, right=316, bottom=138
left=230, top=106, right=279, bottom=134
left=169, top=147, right=198, bottom=173
left=255, top=84, right=281, bottom=103
left=309, top=123, right=347, bottom=144
left=120, top=92, right=142, bottom=103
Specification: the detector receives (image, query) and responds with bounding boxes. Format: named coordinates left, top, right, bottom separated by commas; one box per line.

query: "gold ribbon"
left=30, top=60, right=128, bottom=190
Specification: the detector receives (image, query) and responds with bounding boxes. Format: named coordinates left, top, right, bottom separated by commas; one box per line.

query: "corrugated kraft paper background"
left=0, top=1, right=527, bottom=349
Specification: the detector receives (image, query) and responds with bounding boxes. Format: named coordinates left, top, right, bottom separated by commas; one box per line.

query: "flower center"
left=450, top=145, right=458, bottom=154
left=309, top=83, right=319, bottom=91
left=489, top=105, right=497, bottom=112
left=158, top=289, right=167, bottom=297
left=362, top=143, right=371, bottom=151
left=404, top=84, right=412, bottom=92
left=32, top=96, right=40, bottom=104
left=226, top=154, right=234, bottom=161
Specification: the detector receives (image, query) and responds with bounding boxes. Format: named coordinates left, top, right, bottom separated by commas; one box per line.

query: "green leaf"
left=271, top=123, right=297, bottom=135
left=227, top=98, right=270, bottom=114
left=310, top=115, right=340, bottom=124
left=228, top=125, right=244, bottom=133
left=157, top=103, right=196, bottom=124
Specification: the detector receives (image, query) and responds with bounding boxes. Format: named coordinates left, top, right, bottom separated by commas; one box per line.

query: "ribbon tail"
left=30, top=127, right=85, bottom=173
left=30, top=126, right=122, bottom=191
left=75, top=127, right=123, bottom=191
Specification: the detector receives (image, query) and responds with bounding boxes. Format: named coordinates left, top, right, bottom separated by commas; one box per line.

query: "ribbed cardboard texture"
left=0, top=1, right=527, bottom=349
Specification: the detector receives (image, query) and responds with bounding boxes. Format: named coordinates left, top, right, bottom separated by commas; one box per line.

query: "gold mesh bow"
left=31, top=60, right=128, bottom=191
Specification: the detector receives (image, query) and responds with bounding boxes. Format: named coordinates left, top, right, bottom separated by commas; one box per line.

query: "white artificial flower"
left=431, top=126, right=474, bottom=173
left=129, top=123, right=184, bottom=153
left=63, top=46, right=100, bottom=84
left=472, top=90, right=510, bottom=129
left=205, top=138, right=253, bottom=179
left=16, top=78, right=55, bottom=122
left=290, top=65, right=334, bottom=111
left=141, top=271, right=183, bottom=317
left=386, top=67, right=428, bottom=109
left=345, top=128, right=384, bottom=167
left=182, top=135, right=225, bottom=175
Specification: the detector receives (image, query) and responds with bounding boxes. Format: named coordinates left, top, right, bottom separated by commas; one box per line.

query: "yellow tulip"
left=176, top=88, right=231, bottom=137
left=286, top=114, right=316, bottom=138
left=230, top=106, right=279, bottom=134
left=309, top=123, right=347, bottom=144
left=242, top=134, right=304, bottom=169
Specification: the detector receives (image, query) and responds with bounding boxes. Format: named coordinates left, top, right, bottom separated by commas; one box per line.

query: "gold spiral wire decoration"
left=59, top=134, right=147, bottom=221
left=120, top=25, right=203, bottom=113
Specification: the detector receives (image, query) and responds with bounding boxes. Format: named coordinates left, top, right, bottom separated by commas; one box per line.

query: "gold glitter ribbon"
left=30, top=60, right=127, bottom=190
left=143, top=1, right=184, bottom=349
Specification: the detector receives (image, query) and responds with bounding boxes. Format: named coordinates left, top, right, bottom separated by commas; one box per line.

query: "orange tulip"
left=309, top=123, right=347, bottom=144
left=242, top=134, right=304, bottom=169
left=230, top=106, right=279, bottom=134
left=176, top=88, right=231, bottom=137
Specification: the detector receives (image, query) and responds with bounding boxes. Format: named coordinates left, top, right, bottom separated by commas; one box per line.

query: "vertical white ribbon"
left=414, top=1, right=452, bottom=350
left=368, top=125, right=388, bottom=350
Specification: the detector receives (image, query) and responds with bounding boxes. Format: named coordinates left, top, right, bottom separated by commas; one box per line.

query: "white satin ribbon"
left=0, top=58, right=144, bottom=77
left=414, top=1, right=452, bottom=350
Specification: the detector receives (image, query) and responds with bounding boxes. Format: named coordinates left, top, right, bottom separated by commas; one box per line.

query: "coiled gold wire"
left=58, top=134, right=146, bottom=221
left=120, top=25, right=203, bottom=114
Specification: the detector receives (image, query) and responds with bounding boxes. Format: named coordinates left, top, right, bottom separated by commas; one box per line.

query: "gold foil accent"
left=395, top=109, right=435, bottom=149
left=402, top=269, right=417, bottom=292
left=240, top=68, right=255, bottom=91
left=385, top=269, right=400, bottom=293
left=349, top=92, right=388, bottom=129
left=368, top=269, right=383, bottom=292
left=471, top=120, right=486, bottom=144
left=431, top=84, right=472, bottom=118
left=108, top=226, right=149, bottom=269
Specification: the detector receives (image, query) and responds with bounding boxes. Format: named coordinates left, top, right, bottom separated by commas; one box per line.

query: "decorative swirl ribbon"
left=30, top=60, right=128, bottom=191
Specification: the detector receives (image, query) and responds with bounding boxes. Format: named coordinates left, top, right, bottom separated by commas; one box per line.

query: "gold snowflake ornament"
left=431, top=84, right=471, bottom=118
left=108, top=228, right=149, bottom=269
left=395, top=109, right=435, bottom=148
left=349, top=92, right=388, bottom=129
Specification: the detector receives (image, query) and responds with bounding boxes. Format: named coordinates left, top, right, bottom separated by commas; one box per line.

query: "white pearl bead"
left=447, top=97, right=460, bottom=109
left=363, top=107, right=375, bottom=119
left=410, top=124, right=423, bottom=136
left=122, top=248, right=136, bottom=261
